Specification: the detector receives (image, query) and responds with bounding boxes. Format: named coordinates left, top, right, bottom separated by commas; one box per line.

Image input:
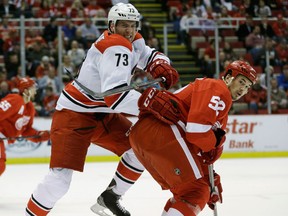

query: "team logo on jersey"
left=5, top=139, right=43, bottom=153
left=15, top=116, right=31, bottom=131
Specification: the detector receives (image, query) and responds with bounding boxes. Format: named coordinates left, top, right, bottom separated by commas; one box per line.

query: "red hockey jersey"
left=0, top=94, right=38, bottom=144
left=174, top=78, right=232, bottom=152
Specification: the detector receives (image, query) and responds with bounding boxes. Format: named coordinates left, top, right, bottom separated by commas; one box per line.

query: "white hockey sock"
left=32, top=168, right=73, bottom=208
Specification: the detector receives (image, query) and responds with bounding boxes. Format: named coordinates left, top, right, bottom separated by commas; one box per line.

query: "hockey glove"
left=138, top=87, right=181, bottom=125
left=28, top=130, right=50, bottom=143
left=147, top=59, right=179, bottom=90
left=207, top=172, right=223, bottom=210
left=213, top=128, right=226, bottom=147
left=202, top=145, right=224, bottom=165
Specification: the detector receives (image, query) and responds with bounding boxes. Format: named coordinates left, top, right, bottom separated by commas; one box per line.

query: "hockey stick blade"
left=64, top=68, right=166, bottom=98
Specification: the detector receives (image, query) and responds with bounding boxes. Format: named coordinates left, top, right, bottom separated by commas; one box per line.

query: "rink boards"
left=5, top=114, right=288, bottom=164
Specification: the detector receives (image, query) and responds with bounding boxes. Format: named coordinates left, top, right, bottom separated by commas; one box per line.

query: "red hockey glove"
left=207, top=172, right=223, bottom=210
left=138, top=87, right=181, bottom=125
left=29, top=131, right=50, bottom=143
left=202, top=145, right=223, bottom=165
left=147, top=59, right=179, bottom=90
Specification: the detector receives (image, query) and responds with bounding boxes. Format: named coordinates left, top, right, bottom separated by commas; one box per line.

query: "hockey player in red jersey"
left=0, top=77, right=50, bottom=176
left=129, top=60, right=257, bottom=216
left=25, top=3, right=178, bottom=216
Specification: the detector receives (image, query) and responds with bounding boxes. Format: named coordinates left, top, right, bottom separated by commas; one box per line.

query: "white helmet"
left=108, top=3, right=141, bottom=31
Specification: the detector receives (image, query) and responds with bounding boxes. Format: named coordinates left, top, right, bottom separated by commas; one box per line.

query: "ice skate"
left=90, top=189, right=130, bottom=216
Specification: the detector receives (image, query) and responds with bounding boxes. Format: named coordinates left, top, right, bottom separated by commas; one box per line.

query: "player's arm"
left=22, top=103, right=50, bottom=143
left=137, top=39, right=179, bottom=90
left=185, top=86, right=231, bottom=152
left=0, top=95, right=21, bottom=121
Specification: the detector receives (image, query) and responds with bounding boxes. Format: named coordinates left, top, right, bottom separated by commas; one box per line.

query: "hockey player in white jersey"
left=25, top=3, right=178, bottom=216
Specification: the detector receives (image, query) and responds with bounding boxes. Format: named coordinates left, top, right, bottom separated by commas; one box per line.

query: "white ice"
left=1, top=158, right=288, bottom=216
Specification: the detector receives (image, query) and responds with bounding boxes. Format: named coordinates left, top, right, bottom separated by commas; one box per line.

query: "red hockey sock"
left=26, top=195, right=52, bottom=216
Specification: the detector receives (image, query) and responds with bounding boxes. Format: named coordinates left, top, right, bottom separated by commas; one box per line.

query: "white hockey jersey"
left=56, top=31, right=170, bottom=116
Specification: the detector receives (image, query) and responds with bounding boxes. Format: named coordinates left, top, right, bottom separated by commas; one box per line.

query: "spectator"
left=0, top=0, right=17, bottom=18
left=37, top=67, right=62, bottom=97
left=192, top=0, right=208, bottom=18
left=35, top=56, right=56, bottom=80
left=67, top=40, right=86, bottom=68
left=217, top=5, right=232, bottom=26
left=5, top=52, right=20, bottom=79
left=0, top=15, right=14, bottom=41
left=69, top=28, right=88, bottom=50
left=275, top=38, right=288, bottom=66
left=236, top=15, right=254, bottom=44
left=254, top=0, right=271, bottom=17
left=61, top=17, right=77, bottom=41
left=243, top=0, right=256, bottom=16
left=16, top=0, right=33, bottom=18
left=68, top=0, right=84, bottom=18
left=26, top=40, right=50, bottom=77
left=3, top=29, right=20, bottom=53
left=199, top=39, right=216, bottom=78
left=36, top=0, right=52, bottom=18
left=258, top=65, right=275, bottom=88
left=61, top=54, right=76, bottom=76
left=43, top=17, right=58, bottom=44
left=272, top=14, right=288, bottom=42
left=232, top=5, right=246, bottom=25
left=246, top=25, right=265, bottom=61
left=277, top=64, right=288, bottom=92
left=37, top=86, right=59, bottom=117
left=85, top=1, right=106, bottom=17
left=222, top=41, right=235, bottom=60
left=79, top=17, right=101, bottom=44
left=139, top=17, right=156, bottom=41
left=244, top=75, right=267, bottom=113
left=259, top=16, right=275, bottom=39
left=179, top=8, right=197, bottom=51
left=257, top=38, right=280, bottom=68
left=270, top=77, right=288, bottom=113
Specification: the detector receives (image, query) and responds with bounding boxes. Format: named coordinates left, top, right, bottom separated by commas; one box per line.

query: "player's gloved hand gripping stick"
left=65, top=68, right=166, bottom=98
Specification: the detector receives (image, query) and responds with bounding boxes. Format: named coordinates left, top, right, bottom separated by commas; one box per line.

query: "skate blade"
left=90, top=202, right=115, bottom=216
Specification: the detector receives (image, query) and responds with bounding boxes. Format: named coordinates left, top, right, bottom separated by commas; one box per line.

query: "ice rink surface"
left=1, top=157, right=288, bottom=216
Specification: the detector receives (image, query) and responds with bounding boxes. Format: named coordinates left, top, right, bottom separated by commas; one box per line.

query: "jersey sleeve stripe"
left=143, top=49, right=158, bottom=71
left=110, top=91, right=130, bottom=110
left=186, top=122, right=212, bottom=133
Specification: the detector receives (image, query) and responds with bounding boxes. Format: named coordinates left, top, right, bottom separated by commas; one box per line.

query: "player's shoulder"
left=2, top=93, right=23, bottom=102
left=133, top=32, right=143, bottom=42
left=95, top=31, right=132, bottom=53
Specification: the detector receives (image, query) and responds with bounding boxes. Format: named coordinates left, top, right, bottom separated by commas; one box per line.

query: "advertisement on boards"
left=5, top=115, right=288, bottom=158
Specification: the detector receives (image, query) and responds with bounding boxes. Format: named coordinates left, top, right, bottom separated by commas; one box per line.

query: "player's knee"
left=0, top=159, right=6, bottom=176
left=167, top=200, right=201, bottom=216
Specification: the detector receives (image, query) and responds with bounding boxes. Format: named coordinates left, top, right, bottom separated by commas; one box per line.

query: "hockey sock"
left=25, top=168, right=73, bottom=215
left=113, top=149, right=144, bottom=195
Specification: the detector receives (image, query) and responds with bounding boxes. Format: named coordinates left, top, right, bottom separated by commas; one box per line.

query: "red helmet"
left=225, top=60, right=257, bottom=84
left=17, top=77, right=36, bottom=93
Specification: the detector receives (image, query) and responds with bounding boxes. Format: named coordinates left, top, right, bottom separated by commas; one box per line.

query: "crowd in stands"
left=0, top=0, right=164, bottom=117
left=0, top=0, right=288, bottom=115
left=167, top=0, right=288, bottom=114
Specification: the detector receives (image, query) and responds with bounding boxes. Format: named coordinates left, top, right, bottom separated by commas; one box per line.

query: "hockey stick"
left=208, top=164, right=218, bottom=216
left=0, top=135, right=40, bottom=141
left=64, top=68, right=166, bottom=98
